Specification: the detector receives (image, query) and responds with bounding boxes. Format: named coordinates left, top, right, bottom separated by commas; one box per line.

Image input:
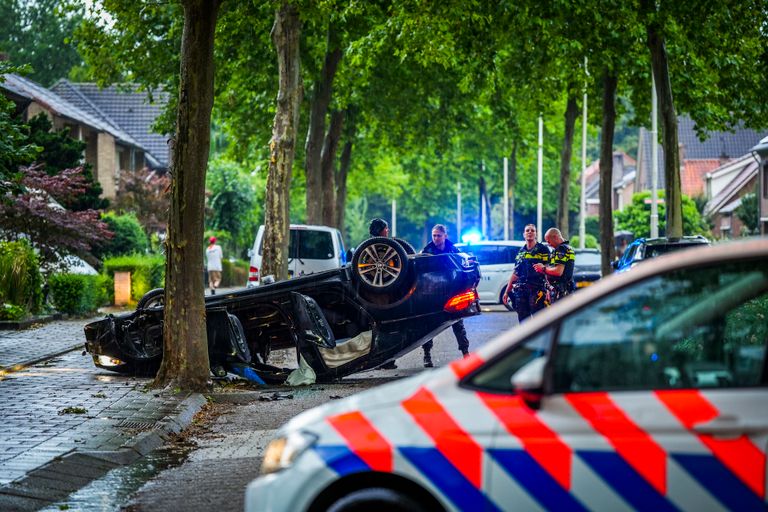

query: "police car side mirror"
left=511, top=357, right=545, bottom=410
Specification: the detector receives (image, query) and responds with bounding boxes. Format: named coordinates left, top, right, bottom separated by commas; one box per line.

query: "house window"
left=720, top=214, right=732, bottom=238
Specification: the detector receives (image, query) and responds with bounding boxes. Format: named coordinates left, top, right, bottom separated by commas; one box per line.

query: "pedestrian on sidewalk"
left=420, top=224, right=471, bottom=368
left=206, top=236, right=223, bottom=295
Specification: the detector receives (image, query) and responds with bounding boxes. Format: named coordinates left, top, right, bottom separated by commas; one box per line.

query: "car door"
left=544, top=258, right=768, bottom=511
left=469, top=257, right=768, bottom=510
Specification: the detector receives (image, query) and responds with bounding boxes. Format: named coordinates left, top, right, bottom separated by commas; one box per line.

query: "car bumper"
left=245, top=449, right=337, bottom=512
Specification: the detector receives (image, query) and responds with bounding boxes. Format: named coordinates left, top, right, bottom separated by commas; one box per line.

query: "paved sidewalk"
left=0, top=317, right=206, bottom=511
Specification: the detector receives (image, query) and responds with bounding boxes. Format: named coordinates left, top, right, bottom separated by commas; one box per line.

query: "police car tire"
left=136, top=288, right=164, bottom=310
left=327, top=487, right=427, bottom=512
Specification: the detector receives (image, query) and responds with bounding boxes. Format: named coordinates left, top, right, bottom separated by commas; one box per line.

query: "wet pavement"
left=0, top=314, right=206, bottom=511
left=0, top=299, right=517, bottom=511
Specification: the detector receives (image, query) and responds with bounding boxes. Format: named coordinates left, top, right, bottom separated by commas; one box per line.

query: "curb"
left=0, top=393, right=207, bottom=511
left=0, top=343, right=83, bottom=375
left=0, top=314, right=63, bottom=331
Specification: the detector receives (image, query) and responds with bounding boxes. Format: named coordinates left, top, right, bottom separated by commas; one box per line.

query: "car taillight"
left=444, top=289, right=478, bottom=313
left=248, top=266, right=259, bottom=284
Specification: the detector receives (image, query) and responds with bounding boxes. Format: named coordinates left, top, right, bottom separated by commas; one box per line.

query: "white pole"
left=456, top=181, right=462, bottom=239
left=391, top=199, right=397, bottom=237
left=579, top=59, right=588, bottom=249
left=481, top=161, right=487, bottom=239
left=537, top=115, right=544, bottom=236
left=503, top=156, right=509, bottom=240
left=651, top=73, right=659, bottom=238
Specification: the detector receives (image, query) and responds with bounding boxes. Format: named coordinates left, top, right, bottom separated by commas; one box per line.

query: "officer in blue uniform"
left=535, top=228, right=576, bottom=302
left=503, top=224, right=550, bottom=322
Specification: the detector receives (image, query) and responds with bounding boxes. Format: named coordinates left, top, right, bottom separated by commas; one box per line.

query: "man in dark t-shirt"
left=420, top=224, right=470, bottom=368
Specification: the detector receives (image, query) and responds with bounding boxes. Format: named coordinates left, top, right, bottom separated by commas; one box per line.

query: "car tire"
left=327, top=487, right=427, bottom=512
left=500, top=287, right=514, bottom=312
left=393, top=237, right=416, bottom=255
left=136, top=288, right=165, bottom=310
left=352, top=237, right=409, bottom=293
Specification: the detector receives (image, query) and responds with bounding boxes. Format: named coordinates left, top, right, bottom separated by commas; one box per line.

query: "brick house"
left=1, top=73, right=169, bottom=200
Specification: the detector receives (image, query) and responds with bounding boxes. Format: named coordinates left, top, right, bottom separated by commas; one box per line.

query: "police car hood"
left=282, top=369, right=443, bottom=433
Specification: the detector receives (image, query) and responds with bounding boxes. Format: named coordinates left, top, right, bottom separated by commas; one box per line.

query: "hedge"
left=48, top=273, right=112, bottom=315
left=103, top=254, right=165, bottom=303
left=0, top=240, right=43, bottom=317
left=221, top=259, right=248, bottom=287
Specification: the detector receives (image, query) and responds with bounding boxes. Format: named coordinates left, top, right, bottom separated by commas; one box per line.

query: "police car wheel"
left=327, top=487, right=427, bottom=512
left=351, top=237, right=409, bottom=293
left=136, top=288, right=164, bottom=310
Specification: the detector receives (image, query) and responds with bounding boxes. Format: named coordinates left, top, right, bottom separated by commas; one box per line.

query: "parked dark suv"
left=614, top=235, right=711, bottom=272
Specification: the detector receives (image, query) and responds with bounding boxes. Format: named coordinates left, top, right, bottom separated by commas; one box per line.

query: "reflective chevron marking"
left=402, top=387, right=484, bottom=488
left=327, top=411, right=392, bottom=472
left=479, top=392, right=572, bottom=490
left=656, top=390, right=766, bottom=499
left=567, top=392, right=668, bottom=495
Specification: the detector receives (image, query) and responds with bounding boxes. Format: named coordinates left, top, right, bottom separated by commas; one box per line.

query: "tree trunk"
left=263, top=2, right=302, bottom=282
left=335, top=109, right=356, bottom=231
left=478, top=175, right=488, bottom=236
left=509, top=141, right=517, bottom=238
left=321, top=109, right=344, bottom=226
left=646, top=18, right=682, bottom=237
left=154, top=0, right=220, bottom=392
left=304, top=27, right=341, bottom=224
left=558, top=92, right=578, bottom=238
left=599, top=72, right=618, bottom=276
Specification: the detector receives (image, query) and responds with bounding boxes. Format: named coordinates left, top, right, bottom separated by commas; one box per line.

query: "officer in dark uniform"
left=503, top=224, right=551, bottom=323
left=535, top=228, right=576, bottom=302
left=420, top=224, right=470, bottom=368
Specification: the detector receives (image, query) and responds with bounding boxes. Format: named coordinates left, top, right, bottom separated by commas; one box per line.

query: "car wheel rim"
left=357, top=243, right=404, bottom=288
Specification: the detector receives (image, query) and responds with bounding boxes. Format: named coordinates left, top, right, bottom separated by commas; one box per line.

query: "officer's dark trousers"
left=422, top=320, right=470, bottom=355
left=514, top=284, right=548, bottom=323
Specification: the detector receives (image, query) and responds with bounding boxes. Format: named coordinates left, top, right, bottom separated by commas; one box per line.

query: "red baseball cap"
left=209, top=236, right=217, bottom=243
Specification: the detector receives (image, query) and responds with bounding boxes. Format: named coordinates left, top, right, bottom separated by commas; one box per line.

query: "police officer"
left=421, top=224, right=471, bottom=368
left=503, top=224, right=550, bottom=322
left=367, top=218, right=399, bottom=369
left=534, top=228, right=575, bottom=302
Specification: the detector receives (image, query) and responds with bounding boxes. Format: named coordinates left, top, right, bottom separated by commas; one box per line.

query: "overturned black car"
left=84, top=237, right=481, bottom=383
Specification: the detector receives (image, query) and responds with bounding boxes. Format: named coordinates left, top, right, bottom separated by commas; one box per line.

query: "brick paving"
left=0, top=317, right=206, bottom=511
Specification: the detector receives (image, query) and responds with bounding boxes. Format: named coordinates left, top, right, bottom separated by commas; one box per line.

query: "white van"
left=247, top=224, right=347, bottom=287
left=456, top=240, right=524, bottom=307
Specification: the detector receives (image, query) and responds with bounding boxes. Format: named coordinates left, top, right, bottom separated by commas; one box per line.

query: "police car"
left=245, top=238, right=768, bottom=511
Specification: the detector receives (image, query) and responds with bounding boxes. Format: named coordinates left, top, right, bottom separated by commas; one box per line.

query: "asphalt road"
left=42, top=307, right=518, bottom=512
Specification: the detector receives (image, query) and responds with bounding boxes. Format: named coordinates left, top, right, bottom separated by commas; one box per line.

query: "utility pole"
left=537, top=115, right=544, bottom=236
left=481, top=162, right=487, bottom=239
left=456, top=181, right=462, bottom=239
left=391, top=199, right=397, bottom=237
left=503, top=157, right=509, bottom=240
left=579, top=57, right=589, bottom=249
left=651, top=73, right=659, bottom=238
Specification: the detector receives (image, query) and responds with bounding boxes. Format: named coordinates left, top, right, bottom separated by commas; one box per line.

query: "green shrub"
left=570, top=234, right=599, bottom=249
left=221, top=259, right=248, bottom=287
left=0, top=240, right=43, bottom=315
left=94, top=212, right=149, bottom=259
left=103, top=254, right=165, bottom=302
left=48, top=273, right=110, bottom=315
left=0, top=303, right=25, bottom=321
